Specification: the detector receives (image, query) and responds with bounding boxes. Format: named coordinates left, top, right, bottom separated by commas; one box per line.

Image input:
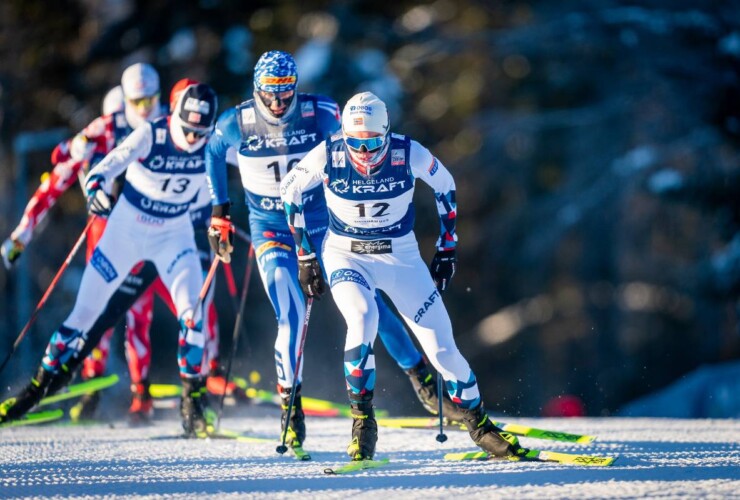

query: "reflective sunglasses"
left=345, top=135, right=385, bottom=153
left=128, top=93, right=159, bottom=108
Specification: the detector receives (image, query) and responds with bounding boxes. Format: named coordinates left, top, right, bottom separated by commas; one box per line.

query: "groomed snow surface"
left=1, top=406, right=739, bottom=499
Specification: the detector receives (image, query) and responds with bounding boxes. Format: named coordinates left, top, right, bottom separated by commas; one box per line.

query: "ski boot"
left=180, top=377, right=214, bottom=437
left=128, top=380, right=153, bottom=425
left=460, top=403, right=527, bottom=458
left=0, top=366, right=56, bottom=423
left=69, top=390, right=100, bottom=422
left=347, top=390, right=378, bottom=461
left=405, top=359, right=466, bottom=423
left=278, top=384, right=306, bottom=447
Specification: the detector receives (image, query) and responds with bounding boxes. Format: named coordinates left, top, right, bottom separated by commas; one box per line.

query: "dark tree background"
left=1, top=0, right=739, bottom=417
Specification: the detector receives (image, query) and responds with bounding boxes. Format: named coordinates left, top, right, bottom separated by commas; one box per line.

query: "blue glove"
left=85, top=174, right=112, bottom=216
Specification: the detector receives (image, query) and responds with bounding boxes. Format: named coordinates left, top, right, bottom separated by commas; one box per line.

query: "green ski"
left=39, top=374, right=119, bottom=407
left=377, top=416, right=595, bottom=444
left=324, top=458, right=390, bottom=475
left=0, top=409, right=64, bottom=428
left=196, top=428, right=275, bottom=443
left=444, top=449, right=616, bottom=466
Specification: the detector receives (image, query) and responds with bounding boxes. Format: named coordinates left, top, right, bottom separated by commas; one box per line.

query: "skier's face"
left=257, top=90, right=295, bottom=117
left=127, top=93, right=160, bottom=119
left=182, top=125, right=210, bottom=145
left=345, top=131, right=385, bottom=162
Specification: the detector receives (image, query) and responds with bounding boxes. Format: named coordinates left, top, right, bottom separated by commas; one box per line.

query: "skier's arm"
left=409, top=141, right=457, bottom=251
left=85, top=123, right=152, bottom=189
left=8, top=159, right=85, bottom=246
left=205, top=108, right=242, bottom=206
left=280, top=143, right=327, bottom=258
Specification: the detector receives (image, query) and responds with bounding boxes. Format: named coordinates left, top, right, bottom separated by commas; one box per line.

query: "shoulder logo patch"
left=241, top=107, right=256, bottom=125
left=332, top=151, right=346, bottom=169
left=155, top=128, right=167, bottom=144
left=301, top=101, right=315, bottom=117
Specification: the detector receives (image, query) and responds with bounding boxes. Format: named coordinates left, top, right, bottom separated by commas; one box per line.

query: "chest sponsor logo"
left=301, top=101, right=315, bottom=117
left=244, top=131, right=318, bottom=151
left=332, top=151, right=346, bottom=168
left=391, top=149, right=405, bottom=166
left=245, top=135, right=264, bottom=151
left=330, top=178, right=350, bottom=194
left=414, top=289, right=440, bottom=323
left=241, top=108, right=256, bottom=124
left=91, top=248, right=118, bottom=283
left=147, top=155, right=204, bottom=171
left=330, top=268, right=370, bottom=290
left=351, top=179, right=406, bottom=194
left=350, top=240, right=392, bottom=254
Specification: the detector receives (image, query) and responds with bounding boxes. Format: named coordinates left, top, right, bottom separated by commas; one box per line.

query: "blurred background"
left=1, top=0, right=739, bottom=419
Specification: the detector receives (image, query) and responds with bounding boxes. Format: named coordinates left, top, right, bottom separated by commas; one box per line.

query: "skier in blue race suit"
left=205, top=51, right=454, bottom=449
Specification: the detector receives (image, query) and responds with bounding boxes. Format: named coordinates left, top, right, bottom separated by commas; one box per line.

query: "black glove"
left=298, top=255, right=325, bottom=299
left=208, top=202, right=234, bottom=263
left=430, top=249, right=457, bottom=291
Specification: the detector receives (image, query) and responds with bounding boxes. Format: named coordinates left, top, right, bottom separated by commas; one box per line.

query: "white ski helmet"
left=341, top=91, right=390, bottom=139
left=342, top=92, right=390, bottom=173
left=121, top=63, right=161, bottom=129
left=121, top=63, right=160, bottom=100
left=101, top=85, right=124, bottom=115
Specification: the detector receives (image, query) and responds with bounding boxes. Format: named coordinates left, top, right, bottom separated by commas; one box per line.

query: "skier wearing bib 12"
left=0, top=83, right=219, bottom=436
left=279, top=91, right=528, bottom=461
left=205, top=51, right=448, bottom=449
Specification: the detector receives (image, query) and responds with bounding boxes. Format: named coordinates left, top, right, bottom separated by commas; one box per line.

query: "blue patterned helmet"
left=253, top=50, right=298, bottom=93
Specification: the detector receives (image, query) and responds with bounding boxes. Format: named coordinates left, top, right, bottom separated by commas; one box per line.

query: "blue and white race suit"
left=43, top=117, right=210, bottom=379
left=280, top=133, right=482, bottom=409
left=206, top=94, right=422, bottom=389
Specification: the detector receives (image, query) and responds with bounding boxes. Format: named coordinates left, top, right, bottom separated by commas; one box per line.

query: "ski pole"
left=435, top=372, right=448, bottom=443
left=233, top=226, right=251, bottom=246
left=0, top=216, right=95, bottom=375
left=184, top=257, right=220, bottom=330
left=216, top=243, right=255, bottom=431
left=276, top=297, right=313, bottom=455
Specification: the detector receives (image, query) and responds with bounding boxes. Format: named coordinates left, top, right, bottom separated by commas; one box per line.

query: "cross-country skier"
left=0, top=64, right=168, bottom=422
left=205, top=51, right=452, bottom=450
left=279, top=91, right=528, bottom=460
left=0, top=83, right=219, bottom=436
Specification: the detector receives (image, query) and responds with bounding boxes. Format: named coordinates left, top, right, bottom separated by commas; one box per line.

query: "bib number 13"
left=267, top=159, right=300, bottom=182
left=160, top=177, right=190, bottom=194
